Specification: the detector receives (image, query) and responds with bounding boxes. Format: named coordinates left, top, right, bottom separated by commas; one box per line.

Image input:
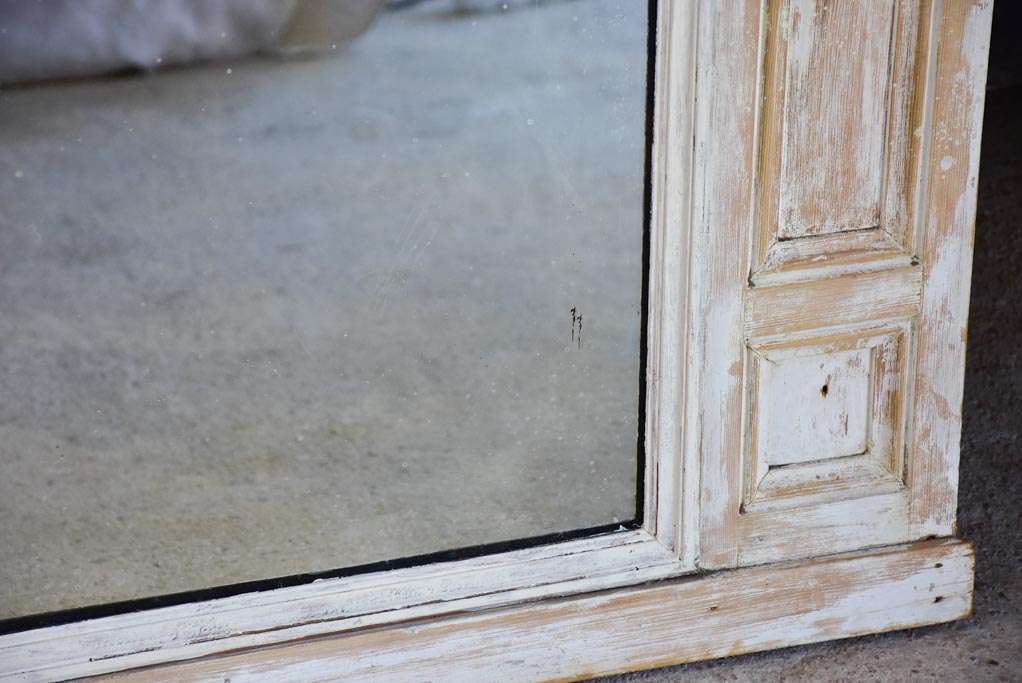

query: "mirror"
left=0, top=0, right=649, bottom=621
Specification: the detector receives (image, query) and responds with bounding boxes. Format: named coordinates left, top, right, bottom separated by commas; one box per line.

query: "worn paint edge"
left=0, top=533, right=688, bottom=682
left=907, top=0, right=993, bottom=538
left=99, top=539, right=974, bottom=683
left=644, top=0, right=699, bottom=559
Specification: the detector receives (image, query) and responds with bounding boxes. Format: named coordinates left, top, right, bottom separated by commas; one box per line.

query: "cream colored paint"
left=644, top=0, right=699, bottom=558
left=100, top=540, right=975, bottom=683
left=695, top=0, right=990, bottom=573
left=0, top=532, right=686, bottom=681
left=759, top=347, right=872, bottom=466
left=0, top=0, right=992, bottom=680
left=778, top=0, right=894, bottom=237
left=909, top=0, right=992, bottom=538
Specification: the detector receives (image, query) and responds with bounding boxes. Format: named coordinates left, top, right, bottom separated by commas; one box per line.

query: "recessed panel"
left=752, top=0, right=927, bottom=281
left=777, top=0, right=895, bottom=239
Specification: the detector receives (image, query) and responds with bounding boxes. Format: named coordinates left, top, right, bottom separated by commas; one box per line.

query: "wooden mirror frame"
left=0, top=1, right=992, bottom=680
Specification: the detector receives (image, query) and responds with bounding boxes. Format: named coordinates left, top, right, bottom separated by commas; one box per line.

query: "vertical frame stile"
left=908, top=0, right=993, bottom=538
left=692, top=0, right=763, bottom=570
left=642, top=0, right=666, bottom=551
left=645, top=0, right=699, bottom=562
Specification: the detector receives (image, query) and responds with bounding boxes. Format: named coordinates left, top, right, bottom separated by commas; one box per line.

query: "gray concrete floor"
left=0, top=0, right=647, bottom=619
left=588, top=82, right=1022, bottom=683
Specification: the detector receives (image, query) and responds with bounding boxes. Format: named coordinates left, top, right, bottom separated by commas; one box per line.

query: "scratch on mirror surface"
left=375, top=204, right=430, bottom=317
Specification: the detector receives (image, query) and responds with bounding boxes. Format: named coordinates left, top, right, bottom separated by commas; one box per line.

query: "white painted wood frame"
left=0, top=1, right=992, bottom=681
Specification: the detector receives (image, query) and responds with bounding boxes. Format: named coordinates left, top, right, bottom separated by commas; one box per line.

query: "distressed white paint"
left=908, top=0, right=993, bottom=538
left=750, top=459, right=905, bottom=513
left=760, top=347, right=872, bottom=466
left=752, top=0, right=927, bottom=275
left=0, top=0, right=992, bottom=680
left=739, top=491, right=910, bottom=566
left=0, top=531, right=685, bottom=681
left=644, top=0, right=699, bottom=560
left=743, top=322, right=910, bottom=514
left=101, top=540, right=975, bottom=683
left=692, top=0, right=761, bottom=570
left=753, top=228, right=913, bottom=287
left=745, top=267, right=922, bottom=339
left=700, top=0, right=989, bottom=572
left=778, top=0, right=895, bottom=237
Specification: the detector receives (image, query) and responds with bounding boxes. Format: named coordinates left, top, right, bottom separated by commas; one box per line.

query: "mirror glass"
left=0, top=0, right=648, bottom=621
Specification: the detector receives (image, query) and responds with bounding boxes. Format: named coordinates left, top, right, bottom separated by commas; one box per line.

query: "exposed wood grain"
left=692, top=0, right=762, bottom=570
left=752, top=228, right=911, bottom=287
left=743, top=322, right=910, bottom=511
left=0, top=533, right=685, bottom=682
left=99, top=540, right=974, bottom=683
left=644, top=0, right=698, bottom=559
left=908, top=0, right=993, bottom=537
left=752, top=0, right=927, bottom=274
left=778, top=0, right=895, bottom=238
left=731, top=0, right=989, bottom=570
left=884, top=0, right=930, bottom=248
left=0, top=2, right=991, bottom=681
left=748, top=459, right=904, bottom=513
left=759, top=347, right=873, bottom=466
left=738, top=491, right=910, bottom=566
left=745, top=267, right=921, bottom=338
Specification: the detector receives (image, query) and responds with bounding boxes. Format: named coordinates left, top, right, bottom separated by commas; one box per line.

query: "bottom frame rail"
left=99, top=538, right=973, bottom=682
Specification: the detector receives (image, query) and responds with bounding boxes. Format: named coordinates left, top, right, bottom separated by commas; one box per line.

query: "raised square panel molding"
left=744, top=322, right=911, bottom=512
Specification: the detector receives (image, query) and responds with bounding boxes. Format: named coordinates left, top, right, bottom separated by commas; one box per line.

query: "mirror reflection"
left=0, top=0, right=648, bottom=620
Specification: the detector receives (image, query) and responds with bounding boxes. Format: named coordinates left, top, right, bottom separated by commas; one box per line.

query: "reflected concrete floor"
left=0, top=0, right=647, bottom=619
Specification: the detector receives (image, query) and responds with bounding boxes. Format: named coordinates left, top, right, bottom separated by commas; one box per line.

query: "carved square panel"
left=743, top=322, right=911, bottom=511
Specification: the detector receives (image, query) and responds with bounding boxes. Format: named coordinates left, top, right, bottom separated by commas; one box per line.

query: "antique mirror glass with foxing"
left=0, top=1, right=992, bottom=681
